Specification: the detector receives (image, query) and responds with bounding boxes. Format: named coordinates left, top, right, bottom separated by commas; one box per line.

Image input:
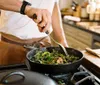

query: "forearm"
left=0, top=0, right=51, bottom=32
left=0, top=0, right=22, bottom=12
left=52, top=3, right=68, bottom=47
left=0, top=0, right=32, bottom=18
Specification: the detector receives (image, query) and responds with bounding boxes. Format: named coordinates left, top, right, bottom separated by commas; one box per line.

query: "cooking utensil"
left=45, top=31, right=68, bottom=56
left=0, top=70, right=57, bottom=85
left=33, top=13, right=68, bottom=55
left=26, top=47, right=83, bottom=74
left=86, top=48, right=100, bottom=58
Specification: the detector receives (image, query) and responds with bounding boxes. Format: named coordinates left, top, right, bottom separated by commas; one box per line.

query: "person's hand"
left=25, top=6, right=51, bottom=32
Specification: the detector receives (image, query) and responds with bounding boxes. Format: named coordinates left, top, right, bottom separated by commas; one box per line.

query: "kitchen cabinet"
left=63, top=19, right=100, bottom=50
left=63, top=23, right=93, bottom=50
left=92, top=35, right=100, bottom=49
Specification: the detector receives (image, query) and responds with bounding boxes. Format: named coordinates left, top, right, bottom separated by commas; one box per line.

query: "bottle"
left=86, top=0, right=96, bottom=20
left=94, top=9, right=100, bottom=21
left=81, top=7, right=88, bottom=18
left=71, top=1, right=81, bottom=17
left=94, top=0, right=100, bottom=21
left=89, top=13, right=95, bottom=20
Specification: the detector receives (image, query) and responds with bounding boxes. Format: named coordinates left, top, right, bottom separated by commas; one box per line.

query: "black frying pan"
left=26, top=47, right=84, bottom=74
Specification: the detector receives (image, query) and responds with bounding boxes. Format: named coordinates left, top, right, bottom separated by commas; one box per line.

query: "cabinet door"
left=63, top=23, right=92, bottom=50
left=92, top=35, right=100, bottom=49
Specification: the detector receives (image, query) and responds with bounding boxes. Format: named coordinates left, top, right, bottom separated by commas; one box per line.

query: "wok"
left=26, top=47, right=84, bottom=74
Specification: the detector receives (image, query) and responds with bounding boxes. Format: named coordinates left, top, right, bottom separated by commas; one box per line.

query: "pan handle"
left=1, top=71, right=25, bottom=84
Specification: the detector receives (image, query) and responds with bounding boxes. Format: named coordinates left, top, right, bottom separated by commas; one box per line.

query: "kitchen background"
left=58, top=0, right=100, bottom=50
left=0, top=1, right=100, bottom=84
left=59, top=0, right=83, bottom=9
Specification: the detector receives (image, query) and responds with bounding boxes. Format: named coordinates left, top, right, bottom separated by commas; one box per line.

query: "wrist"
left=24, top=6, right=35, bottom=18
left=25, top=6, right=38, bottom=18
left=20, top=0, right=31, bottom=15
left=24, top=5, right=32, bottom=15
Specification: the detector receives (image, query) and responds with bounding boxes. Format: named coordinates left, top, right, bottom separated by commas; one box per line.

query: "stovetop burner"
left=0, top=64, right=100, bottom=85
left=47, top=65, right=100, bottom=85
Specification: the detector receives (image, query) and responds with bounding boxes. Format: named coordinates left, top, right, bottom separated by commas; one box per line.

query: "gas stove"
left=0, top=64, right=100, bottom=85
left=47, top=65, right=100, bottom=85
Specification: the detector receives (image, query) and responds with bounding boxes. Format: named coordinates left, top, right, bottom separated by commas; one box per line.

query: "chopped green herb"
left=30, top=50, right=79, bottom=65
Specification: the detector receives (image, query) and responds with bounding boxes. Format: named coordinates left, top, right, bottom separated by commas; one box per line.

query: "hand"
left=25, top=6, right=51, bottom=32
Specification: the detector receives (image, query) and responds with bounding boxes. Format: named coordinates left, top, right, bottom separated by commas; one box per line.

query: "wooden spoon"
left=86, top=48, right=100, bottom=58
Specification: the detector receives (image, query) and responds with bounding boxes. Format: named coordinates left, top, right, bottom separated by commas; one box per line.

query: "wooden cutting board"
left=82, top=49, right=100, bottom=68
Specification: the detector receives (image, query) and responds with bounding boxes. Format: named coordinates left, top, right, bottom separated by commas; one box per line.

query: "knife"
left=85, top=48, right=100, bottom=58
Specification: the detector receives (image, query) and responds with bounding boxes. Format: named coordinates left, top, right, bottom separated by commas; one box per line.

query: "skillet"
left=26, top=47, right=84, bottom=74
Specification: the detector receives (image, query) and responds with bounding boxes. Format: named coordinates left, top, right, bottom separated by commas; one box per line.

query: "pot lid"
left=0, top=70, right=57, bottom=85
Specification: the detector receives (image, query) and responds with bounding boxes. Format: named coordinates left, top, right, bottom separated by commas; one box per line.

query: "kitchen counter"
left=83, top=49, right=100, bottom=68
left=82, top=49, right=100, bottom=78
left=63, top=20, right=100, bottom=36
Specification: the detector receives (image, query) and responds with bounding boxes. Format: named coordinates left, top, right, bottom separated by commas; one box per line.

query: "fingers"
left=33, top=13, right=42, bottom=24
left=42, top=22, right=50, bottom=32
left=37, top=21, right=50, bottom=32
left=38, top=13, right=47, bottom=28
left=32, top=9, right=51, bottom=32
left=43, top=10, right=51, bottom=32
left=25, top=7, right=51, bottom=32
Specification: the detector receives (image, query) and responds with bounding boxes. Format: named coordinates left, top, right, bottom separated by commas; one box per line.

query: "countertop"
left=63, top=19, right=100, bottom=37
left=82, top=49, right=100, bottom=77
left=82, top=49, right=100, bottom=68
